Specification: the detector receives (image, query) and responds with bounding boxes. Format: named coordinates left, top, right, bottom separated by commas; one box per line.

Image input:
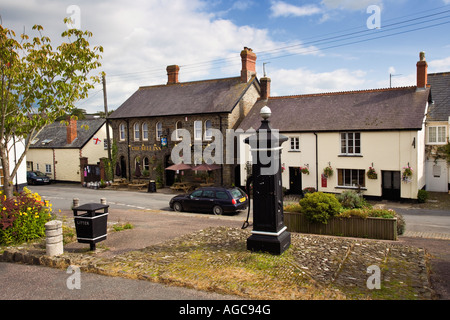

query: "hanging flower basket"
left=300, top=167, right=310, bottom=175
left=323, top=165, right=333, bottom=178
left=367, top=167, right=378, bottom=179
left=402, top=165, right=413, bottom=182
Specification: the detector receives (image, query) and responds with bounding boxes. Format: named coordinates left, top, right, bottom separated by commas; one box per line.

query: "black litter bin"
left=73, top=203, right=109, bottom=251
left=147, top=180, right=156, bottom=193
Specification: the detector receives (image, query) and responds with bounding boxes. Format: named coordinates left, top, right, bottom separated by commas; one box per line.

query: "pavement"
left=2, top=185, right=449, bottom=300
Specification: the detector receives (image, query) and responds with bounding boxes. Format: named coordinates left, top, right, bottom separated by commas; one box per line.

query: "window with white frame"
left=156, top=122, right=162, bottom=141
left=289, top=137, right=300, bottom=151
left=338, top=169, right=365, bottom=188
left=119, top=123, right=126, bottom=141
left=45, top=164, right=52, bottom=174
left=175, top=121, right=182, bottom=141
left=340, top=132, right=361, bottom=155
left=194, top=120, right=202, bottom=140
left=428, top=126, right=446, bottom=144
left=134, top=122, right=140, bottom=141
left=205, top=120, right=212, bottom=140
left=143, top=157, right=150, bottom=171
left=142, top=123, right=148, bottom=141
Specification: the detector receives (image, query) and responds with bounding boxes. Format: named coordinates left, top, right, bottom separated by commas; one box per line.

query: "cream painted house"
left=238, top=54, right=431, bottom=201
left=425, top=72, right=450, bottom=193
left=27, top=118, right=112, bottom=183
left=0, top=137, right=27, bottom=192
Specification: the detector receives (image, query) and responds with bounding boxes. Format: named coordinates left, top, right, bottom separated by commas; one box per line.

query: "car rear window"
left=216, top=191, right=229, bottom=199
left=230, top=189, right=243, bottom=198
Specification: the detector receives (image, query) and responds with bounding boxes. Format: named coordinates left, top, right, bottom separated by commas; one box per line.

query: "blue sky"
left=2, top=0, right=450, bottom=113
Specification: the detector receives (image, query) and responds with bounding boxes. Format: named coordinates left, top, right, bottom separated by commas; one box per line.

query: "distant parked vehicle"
left=169, top=186, right=248, bottom=215
left=27, top=171, right=50, bottom=185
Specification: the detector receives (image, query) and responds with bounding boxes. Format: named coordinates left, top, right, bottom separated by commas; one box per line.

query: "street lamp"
left=244, top=106, right=291, bottom=255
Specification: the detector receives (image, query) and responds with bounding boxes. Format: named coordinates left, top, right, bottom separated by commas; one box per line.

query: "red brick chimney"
left=240, top=47, right=257, bottom=83
left=66, top=117, right=77, bottom=144
left=167, top=65, right=180, bottom=84
left=260, top=77, right=271, bottom=100
left=416, top=51, right=428, bottom=89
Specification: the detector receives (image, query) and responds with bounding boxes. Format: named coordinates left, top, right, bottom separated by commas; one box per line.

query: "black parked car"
left=27, top=171, right=50, bottom=185
left=169, top=186, right=248, bottom=215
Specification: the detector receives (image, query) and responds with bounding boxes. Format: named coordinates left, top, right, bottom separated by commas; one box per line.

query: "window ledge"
left=338, top=154, right=363, bottom=157
left=288, top=150, right=301, bottom=153
left=335, top=186, right=367, bottom=190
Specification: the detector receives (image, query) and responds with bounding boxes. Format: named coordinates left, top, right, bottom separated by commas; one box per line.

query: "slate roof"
left=238, top=86, right=430, bottom=132
left=29, top=118, right=106, bottom=149
left=427, top=72, right=450, bottom=121
left=109, top=76, right=257, bottom=119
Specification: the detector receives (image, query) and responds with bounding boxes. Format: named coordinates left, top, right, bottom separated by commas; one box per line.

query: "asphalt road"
left=0, top=262, right=239, bottom=300
left=27, top=183, right=252, bottom=220
left=27, top=183, right=450, bottom=238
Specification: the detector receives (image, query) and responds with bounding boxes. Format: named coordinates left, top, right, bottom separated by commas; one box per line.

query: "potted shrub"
left=402, top=165, right=413, bottom=182
left=323, top=165, right=333, bottom=178
left=300, top=166, right=310, bottom=175
left=367, top=166, right=377, bottom=179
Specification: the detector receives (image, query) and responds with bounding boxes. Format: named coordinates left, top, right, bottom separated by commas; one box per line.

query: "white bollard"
left=73, top=198, right=79, bottom=208
left=100, top=198, right=107, bottom=205
left=45, top=220, right=64, bottom=256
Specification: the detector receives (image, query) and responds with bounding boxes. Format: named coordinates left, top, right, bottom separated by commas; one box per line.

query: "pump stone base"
left=247, top=229, right=291, bottom=255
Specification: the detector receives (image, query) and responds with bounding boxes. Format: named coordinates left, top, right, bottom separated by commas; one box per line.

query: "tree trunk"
left=0, top=144, right=14, bottom=199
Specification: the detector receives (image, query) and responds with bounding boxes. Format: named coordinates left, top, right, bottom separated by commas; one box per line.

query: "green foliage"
left=417, top=189, right=429, bottom=203
left=336, top=191, right=369, bottom=209
left=337, top=208, right=405, bottom=235
left=299, top=192, right=342, bottom=224
left=0, top=22, right=103, bottom=198
left=0, top=188, right=52, bottom=245
left=283, top=203, right=302, bottom=212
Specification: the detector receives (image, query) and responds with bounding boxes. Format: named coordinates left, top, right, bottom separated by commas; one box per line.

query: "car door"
left=182, top=189, right=203, bottom=211
left=200, top=190, right=216, bottom=212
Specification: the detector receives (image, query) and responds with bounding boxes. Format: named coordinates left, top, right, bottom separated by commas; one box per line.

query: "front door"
left=382, top=171, right=401, bottom=200
left=289, top=167, right=302, bottom=195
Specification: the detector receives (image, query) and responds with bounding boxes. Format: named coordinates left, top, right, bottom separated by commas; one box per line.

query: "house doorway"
left=165, top=155, right=175, bottom=186
left=382, top=171, right=401, bottom=200
left=289, top=167, right=302, bottom=195
left=120, top=156, right=127, bottom=179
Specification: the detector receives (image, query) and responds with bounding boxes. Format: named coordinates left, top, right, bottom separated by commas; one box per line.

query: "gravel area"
left=1, top=226, right=434, bottom=300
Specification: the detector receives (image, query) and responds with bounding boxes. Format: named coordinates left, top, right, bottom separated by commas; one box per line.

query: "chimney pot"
left=416, top=51, right=428, bottom=89
left=260, top=77, right=271, bottom=100
left=66, top=117, right=77, bottom=144
left=240, top=47, right=257, bottom=83
left=166, top=65, right=180, bottom=84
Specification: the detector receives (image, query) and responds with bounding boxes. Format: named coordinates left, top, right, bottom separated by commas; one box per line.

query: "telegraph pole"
left=102, top=74, right=112, bottom=163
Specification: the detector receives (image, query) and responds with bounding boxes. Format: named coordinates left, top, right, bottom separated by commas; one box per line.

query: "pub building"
left=108, top=47, right=268, bottom=188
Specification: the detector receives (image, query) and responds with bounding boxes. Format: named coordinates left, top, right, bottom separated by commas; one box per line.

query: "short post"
left=100, top=198, right=107, bottom=205
left=45, top=220, right=64, bottom=256
left=73, top=198, right=79, bottom=208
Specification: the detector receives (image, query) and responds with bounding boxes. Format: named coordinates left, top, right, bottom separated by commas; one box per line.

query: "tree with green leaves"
left=1, top=20, right=103, bottom=198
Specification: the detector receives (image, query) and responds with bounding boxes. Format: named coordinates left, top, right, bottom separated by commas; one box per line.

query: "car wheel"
left=212, top=205, right=223, bottom=215
left=173, top=202, right=183, bottom=212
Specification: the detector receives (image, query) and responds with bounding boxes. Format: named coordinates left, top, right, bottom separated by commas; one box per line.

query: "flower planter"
left=284, top=212, right=397, bottom=240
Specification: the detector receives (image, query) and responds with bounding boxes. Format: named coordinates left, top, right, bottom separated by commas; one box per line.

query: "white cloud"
left=429, top=56, right=450, bottom=72
left=321, top=0, right=383, bottom=11
left=270, top=67, right=367, bottom=96
left=1, top=0, right=289, bottom=112
left=270, top=1, right=322, bottom=18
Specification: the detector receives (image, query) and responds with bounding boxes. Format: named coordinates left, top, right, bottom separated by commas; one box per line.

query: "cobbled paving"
left=1, top=227, right=434, bottom=300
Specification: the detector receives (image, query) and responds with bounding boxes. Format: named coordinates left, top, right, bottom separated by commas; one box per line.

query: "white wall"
left=239, top=129, right=424, bottom=199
